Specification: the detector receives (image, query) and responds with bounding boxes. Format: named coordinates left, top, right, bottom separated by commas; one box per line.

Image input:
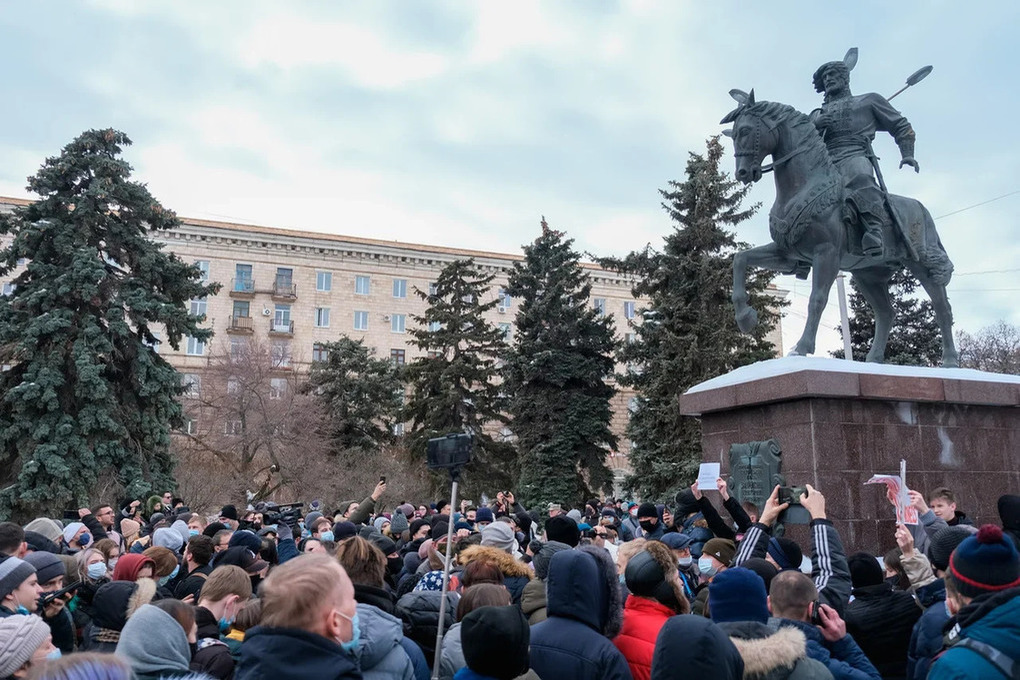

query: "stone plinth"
left=677, top=357, right=1020, bottom=554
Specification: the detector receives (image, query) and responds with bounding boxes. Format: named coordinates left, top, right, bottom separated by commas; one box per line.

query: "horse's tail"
left=920, top=204, right=953, bottom=286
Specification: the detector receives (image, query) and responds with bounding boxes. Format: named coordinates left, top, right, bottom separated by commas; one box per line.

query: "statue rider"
left=811, top=60, right=918, bottom=257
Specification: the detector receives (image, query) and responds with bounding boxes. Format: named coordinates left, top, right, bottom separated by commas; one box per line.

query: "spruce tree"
left=305, top=336, right=403, bottom=452
left=503, top=219, right=618, bottom=510
left=0, top=129, right=218, bottom=519
left=600, top=137, right=782, bottom=500
left=832, top=268, right=942, bottom=366
left=403, top=259, right=514, bottom=494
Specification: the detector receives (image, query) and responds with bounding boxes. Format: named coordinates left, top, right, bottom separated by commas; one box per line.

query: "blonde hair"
left=259, top=554, right=347, bottom=632
left=616, top=538, right=647, bottom=572
left=335, top=537, right=386, bottom=588
left=200, top=565, right=253, bottom=603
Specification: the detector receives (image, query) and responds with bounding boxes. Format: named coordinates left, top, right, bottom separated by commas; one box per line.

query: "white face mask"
left=698, top=557, right=718, bottom=578
left=87, top=562, right=108, bottom=580
left=678, top=555, right=693, bottom=567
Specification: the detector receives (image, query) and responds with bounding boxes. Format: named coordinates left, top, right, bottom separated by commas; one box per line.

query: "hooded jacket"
left=355, top=603, right=414, bottom=680
left=928, top=587, right=1020, bottom=680
left=651, top=615, right=744, bottom=680
left=844, top=582, right=921, bottom=678
left=718, top=621, right=833, bottom=680
left=439, top=621, right=465, bottom=680
left=115, top=603, right=193, bottom=680
left=529, top=546, right=632, bottom=680
left=236, top=625, right=362, bottom=680
left=458, top=545, right=533, bottom=605
left=82, top=579, right=157, bottom=652
left=520, top=579, right=548, bottom=625
left=613, top=595, right=677, bottom=680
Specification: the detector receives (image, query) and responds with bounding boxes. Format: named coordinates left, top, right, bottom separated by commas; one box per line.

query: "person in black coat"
left=844, top=552, right=921, bottom=679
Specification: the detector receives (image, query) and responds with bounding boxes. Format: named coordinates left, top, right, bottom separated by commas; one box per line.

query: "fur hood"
left=720, top=622, right=809, bottom=679
left=458, top=545, right=533, bottom=580
left=545, top=545, right=623, bottom=638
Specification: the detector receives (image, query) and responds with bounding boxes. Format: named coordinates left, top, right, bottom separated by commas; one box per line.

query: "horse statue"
left=721, top=90, right=958, bottom=367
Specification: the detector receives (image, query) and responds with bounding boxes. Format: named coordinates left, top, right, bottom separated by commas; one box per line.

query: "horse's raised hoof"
left=942, top=355, right=960, bottom=369
left=788, top=343, right=813, bottom=357
left=735, top=307, right=758, bottom=334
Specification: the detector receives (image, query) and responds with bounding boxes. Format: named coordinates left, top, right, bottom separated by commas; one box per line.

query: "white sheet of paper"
left=697, top=463, right=720, bottom=489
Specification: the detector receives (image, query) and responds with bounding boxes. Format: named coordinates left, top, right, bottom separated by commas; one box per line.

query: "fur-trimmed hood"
left=546, top=545, right=623, bottom=638
left=458, top=545, right=533, bottom=580
left=718, top=621, right=811, bottom=680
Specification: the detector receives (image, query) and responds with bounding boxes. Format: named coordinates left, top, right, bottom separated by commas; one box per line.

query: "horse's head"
left=720, top=89, right=781, bottom=185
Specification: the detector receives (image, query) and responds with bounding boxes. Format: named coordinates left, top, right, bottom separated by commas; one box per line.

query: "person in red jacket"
left=613, top=541, right=689, bottom=680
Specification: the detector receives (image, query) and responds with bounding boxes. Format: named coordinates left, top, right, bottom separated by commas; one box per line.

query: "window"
left=271, top=341, right=291, bottom=367
left=273, top=305, right=291, bottom=332
left=427, top=350, right=443, bottom=360
left=314, top=307, right=331, bottom=328
left=355, top=275, right=371, bottom=295
left=224, top=420, right=243, bottom=437
left=230, top=338, right=246, bottom=361
left=1, top=283, right=14, bottom=296
left=628, top=397, right=640, bottom=413
left=186, top=336, right=205, bottom=356
left=393, top=278, right=407, bottom=298
left=182, top=374, right=201, bottom=397
left=144, top=331, right=161, bottom=354
left=594, top=298, right=606, bottom=315
left=498, top=322, right=512, bottom=341
left=428, top=320, right=441, bottom=332
left=16, top=258, right=27, bottom=267
left=189, top=298, right=207, bottom=318
left=390, top=349, right=406, bottom=365
left=624, top=301, right=636, bottom=319
left=276, top=267, right=293, bottom=285
left=195, top=260, right=210, bottom=282
left=393, top=422, right=405, bottom=436
left=353, top=311, right=369, bottom=331
left=391, top=314, right=406, bottom=333
left=269, top=378, right=286, bottom=400
left=312, top=343, right=329, bottom=362
left=498, top=427, right=514, bottom=442
left=227, top=378, right=240, bottom=394
left=316, top=271, right=332, bottom=292
left=428, top=282, right=438, bottom=296
left=234, top=264, right=253, bottom=292
left=498, top=288, right=512, bottom=311
left=625, top=332, right=637, bottom=344
left=184, top=417, right=198, bottom=435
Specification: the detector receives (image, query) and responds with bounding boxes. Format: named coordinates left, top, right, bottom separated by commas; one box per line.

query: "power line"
left=934, top=189, right=1020, bottom=220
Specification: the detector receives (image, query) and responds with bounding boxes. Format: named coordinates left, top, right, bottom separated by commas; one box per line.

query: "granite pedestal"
left=677, top=357, right=1020, bottom=555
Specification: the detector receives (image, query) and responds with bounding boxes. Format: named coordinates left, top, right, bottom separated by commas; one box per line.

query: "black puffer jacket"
left=845, top=583, right=921, bottom=679
left=396, top=589, right=458, bottom=665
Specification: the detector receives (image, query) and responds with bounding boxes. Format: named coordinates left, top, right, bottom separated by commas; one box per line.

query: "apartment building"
left=0, top=197, right=785, bottom=485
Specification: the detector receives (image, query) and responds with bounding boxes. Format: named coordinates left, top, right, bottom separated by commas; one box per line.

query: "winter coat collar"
left=459, top=545, right=533, bottom=579
left=954, top=586, right=1020, bottom=631
left=719, top=621, right=809, bottom=678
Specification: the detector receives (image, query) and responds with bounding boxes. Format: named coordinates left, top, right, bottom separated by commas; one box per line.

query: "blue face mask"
left=619, top=573, right=627, bottom=585
left=698, top=557, right=718, bottom=578
left=189, top=529, right=200, bottom=536
left=46, top=648, right=62, bottom=661
left=87, top=562, right=108, bottom=580
left=339, top=611, right=360, bottom=654
left=218, top=603, right=236, bottom=634
left=78, top=533, right=91, bottom=546
left=159, top=564, right=180, bottom=586
left=15, top=605, right=30, bottom=615
left=319, top=531, right=334, bottom=542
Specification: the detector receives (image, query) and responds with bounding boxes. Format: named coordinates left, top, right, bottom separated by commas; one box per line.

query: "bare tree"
left=957, top=320, right=1020, bottom=375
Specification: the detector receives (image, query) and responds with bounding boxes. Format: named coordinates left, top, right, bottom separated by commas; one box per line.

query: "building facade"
left=0, top=197, right=785, bottom=488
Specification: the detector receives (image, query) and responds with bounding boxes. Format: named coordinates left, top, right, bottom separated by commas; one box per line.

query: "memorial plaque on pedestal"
left=728, top=439, right=785, bottom=514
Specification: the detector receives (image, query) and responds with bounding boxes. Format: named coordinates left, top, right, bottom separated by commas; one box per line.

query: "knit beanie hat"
left=227, top=530, right=262, bottom=554
left=333, top=521, right=358, bottom=541
left=532, top=541, right=572, bottom=580
left=431, top=521, right=449, bottom=542
left=0, top=557, right=36, bottom=601
left=219, top=505, right=239, bottom=522
left=739, top=558, right=779, bottom=593
left=304, top=511, right=324, bottom=528
left=948, top=524, right=1020, bottom=598
left=397, top=503, right=415, bottom=518
left=481, top=523, right=518, bottom=554
left=0, top=615, right=50, bottom=677
left=22, top=532, right=59, bottom=556
left=929, top=525, right=977, bottom=572
left=120, top=518, right=142, bottom=543
left=702, top=538, right=736, bottom=567
left=152, top=528, right=183, bottom=553
left=390, top=509, right=410, bottom=535
left=565, top=509, right=583, bottom=525
left=545, top=516, right=580, bottom=548
left=61, top=522, right=85, bottom=545
left=709, top=567, right=769, bottom=624
left=23, top=518, right=63, bottom=544
left=998, top=494, right=1020, bottom=531
left=200, top=522, right=226, bottom=539
left=848, top=552, right=884, bottom=588
left=23, top=552, right=64, bottom=585
left=461, top=605, right=531, bottom=680
left=636, top=502, right=658, bottom=520
left=409, top=519, right=428, bottom=539
left=767, top=537, right=803, bottom=571
left=369, top=535, right=397, bottom=558
left=475, top=507, right=495, bottom=524
left=373, top=517, right=390, bottom=533
left=674, top=488, right=699, bottom=518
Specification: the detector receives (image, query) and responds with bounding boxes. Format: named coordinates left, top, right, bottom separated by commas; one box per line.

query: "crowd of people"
left=0, top=479, right=1017, bottom=680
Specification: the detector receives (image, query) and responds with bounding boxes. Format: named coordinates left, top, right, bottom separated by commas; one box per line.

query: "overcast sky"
left=2, top=1, right=1017, bottom=355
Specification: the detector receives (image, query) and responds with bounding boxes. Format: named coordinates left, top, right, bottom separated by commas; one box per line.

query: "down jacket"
left=396, top=589, right=459, bottom=665
left=529, top=546, right=632, bottom=680
left=355, top=603, right=415, bottom=680
left=844, top=582, right=921, bottom=678
left=928, top=587, right=1020, bottom=680
left=613, top=595, right=675, bottom=680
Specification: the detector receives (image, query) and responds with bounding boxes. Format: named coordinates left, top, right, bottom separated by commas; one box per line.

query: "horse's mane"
left=745, top=100, right=832, bottom=170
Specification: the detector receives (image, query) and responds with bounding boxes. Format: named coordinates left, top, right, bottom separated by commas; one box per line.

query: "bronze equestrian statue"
left=722, top=49, right=958, bottom=367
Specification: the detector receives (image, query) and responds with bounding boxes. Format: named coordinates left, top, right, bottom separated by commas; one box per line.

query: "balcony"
left=226, top=315, right=254, bottom=334
left=272, top=278, right=297, bottom=301
left=230, top=278, right=256, bottom=298
left=269, top=319, right=294, bottom=336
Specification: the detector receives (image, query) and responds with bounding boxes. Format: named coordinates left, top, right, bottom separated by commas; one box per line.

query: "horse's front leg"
left=733, top=243, right=792, bottom=334
left=791, top=245, right=839, bottom=356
